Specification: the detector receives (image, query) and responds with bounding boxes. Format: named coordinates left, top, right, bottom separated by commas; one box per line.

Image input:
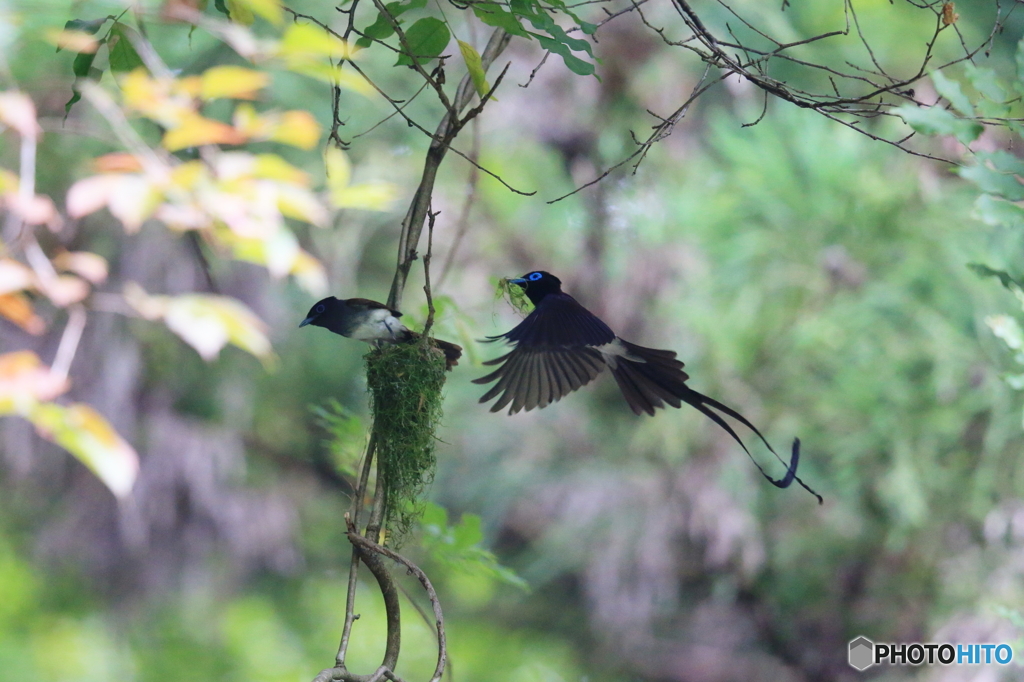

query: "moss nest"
left=365, top=341, right=447, bottom=543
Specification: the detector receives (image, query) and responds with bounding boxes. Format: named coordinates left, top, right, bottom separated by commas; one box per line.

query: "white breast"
left=348, top=308, right=408, bottom=343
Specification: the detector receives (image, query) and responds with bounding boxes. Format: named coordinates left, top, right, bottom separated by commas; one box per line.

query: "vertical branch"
left=386, top=28, right=511, bottom=311
left=422, top=206, right=438, bottom=337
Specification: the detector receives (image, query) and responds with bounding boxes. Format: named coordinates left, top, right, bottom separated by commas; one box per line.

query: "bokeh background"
left=2, top=0, right=1024, bottom=680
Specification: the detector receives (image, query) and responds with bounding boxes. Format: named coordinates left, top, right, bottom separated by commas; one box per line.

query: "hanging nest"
left=365, top=341, right=447, bottom=544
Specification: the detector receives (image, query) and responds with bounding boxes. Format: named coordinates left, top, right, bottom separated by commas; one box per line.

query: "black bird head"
left=299, top=296, right=341, bottom=330
left=510, top=271, right=562, bottom=305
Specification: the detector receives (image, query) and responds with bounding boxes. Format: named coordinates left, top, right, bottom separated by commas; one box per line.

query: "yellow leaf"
left=232, top=102, right=266, bottom=137
left=279, top=23, right=353, bottom=60
left=253, top=154, right=309, bottom=184
left=200, top=65, right=270, bottom=100
left=458, top=40, right=493, bottom=100
left=267, top=110, right=320, bottom=150
left=237, top=0, right=282, bottom=25
left=164, top=294, right=273, bottom=361
left=0, top=293, right=44, bottom=335
left=174, top=75, right=203, bottom=98
left=120, top=69, right=163, bottom=112
left=28, top=402, right=139, bottom=498
left=0, top=168, right=19, bottom=194
left=170, top=160, right=207, bottom=189
left=331, top=182, right=397, bottom=210
left=277, top=184, right=327, bottom=226
left=126, top=283, right=273, bottom=363
left=163, top=112, right=247, bottom=151
left=283, top=60, right=374, bottom=97
left=225, top=0, right=255, bottom=25
left=324, top=146, right=352, bottom=194
left=46, top=29, right=101, bottom=53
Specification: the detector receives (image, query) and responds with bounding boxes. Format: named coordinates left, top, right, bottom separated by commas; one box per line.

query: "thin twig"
left=422, top=206, right=438, bottom=337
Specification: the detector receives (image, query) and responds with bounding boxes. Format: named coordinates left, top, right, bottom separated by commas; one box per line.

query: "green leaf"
left=987, top=314, right=1024, bottom=351
left=108, top=22, right=144, bottom=73
left=967, top=263, right=1024, bottom=292
left=1016, top=36, right=1024, bottom=94
left=356, top=0, right=427, bottom=48
left=458, top=40, right=492, bottom=99
left=959, top=164, right=1024, bottom=201
left=521, top=9, right=593, bottom=56
left=535, top=34, right=594, bottom=76
left=931, top=70, right=974, bottom=117
left=974, top=194, right=1024, bottom=229
left=471, top=4, right=529, bottom=37
left=64, top=17, right=112, bottom=34
left=452, top=513, right=483, bottom=549
left=975, top=150, right=1024, bottom=177
left=395, top=17, right=450, bottom=67
left=895, top=104, right=982, bottom=145
left=214, top=0, right=230, bottom=16
left=57, top=16, right=113, bottom=52
left=418, top=503, right=529, bottom=591
left=65, top=42, right=105, bottom=117
left=72, top=49, right=97, bottom=78
left=964, top=63, right=1007, bottom=103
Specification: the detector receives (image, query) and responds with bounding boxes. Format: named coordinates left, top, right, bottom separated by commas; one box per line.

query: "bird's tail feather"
left=612, top=341, right=821, bottom=503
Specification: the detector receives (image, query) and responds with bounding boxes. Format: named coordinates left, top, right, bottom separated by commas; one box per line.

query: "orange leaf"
left=0, top=293, right=44, bottom=335
left=163, top=113, right=247, bottom=151
left=0, top=350, right=68, bottom=406
left=92, top=153, right=145, bottom=173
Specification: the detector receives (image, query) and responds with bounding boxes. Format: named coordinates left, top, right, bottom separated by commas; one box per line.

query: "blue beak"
left=509, top=278, right=527, bottom=285
left=299, top=316, right=315, bottom=328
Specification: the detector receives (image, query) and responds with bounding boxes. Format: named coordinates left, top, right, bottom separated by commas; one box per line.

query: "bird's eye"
left=528, top=272, right=543, bottom=281
left=316, top=304, right=326, bottom=313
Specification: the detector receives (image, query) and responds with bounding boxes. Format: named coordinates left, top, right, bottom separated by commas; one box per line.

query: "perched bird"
left=300, top=296, right=462, bottom=369
left=475, top=271, right=819, bottom=500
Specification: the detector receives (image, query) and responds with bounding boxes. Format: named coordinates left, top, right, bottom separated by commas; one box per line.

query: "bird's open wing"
left=475, top=294, right=616, bottom=413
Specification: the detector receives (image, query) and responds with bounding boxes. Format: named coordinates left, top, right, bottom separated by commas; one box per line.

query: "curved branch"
left=347, top=533, right=447, bottom=682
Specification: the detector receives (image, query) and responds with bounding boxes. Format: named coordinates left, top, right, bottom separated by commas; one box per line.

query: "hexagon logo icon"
left=849, top=636, right=875, bottom=671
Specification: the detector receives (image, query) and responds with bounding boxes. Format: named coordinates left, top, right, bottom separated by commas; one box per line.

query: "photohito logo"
left=848, top=636, right=1013, bottom=670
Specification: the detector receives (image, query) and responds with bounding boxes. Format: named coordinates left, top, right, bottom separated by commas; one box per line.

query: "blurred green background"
left=2, top=0, right=1024, bottom=680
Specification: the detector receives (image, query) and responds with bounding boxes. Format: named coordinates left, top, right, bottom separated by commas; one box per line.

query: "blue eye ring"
left=528, top=272, right=543, bottom=281
left=316, top=304, right=326, bottom=313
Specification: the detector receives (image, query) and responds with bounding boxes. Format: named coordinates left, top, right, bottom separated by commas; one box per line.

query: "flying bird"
left=300, top=296, right=462, bottom=369
left=474, top=271, right=819, bottom=501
